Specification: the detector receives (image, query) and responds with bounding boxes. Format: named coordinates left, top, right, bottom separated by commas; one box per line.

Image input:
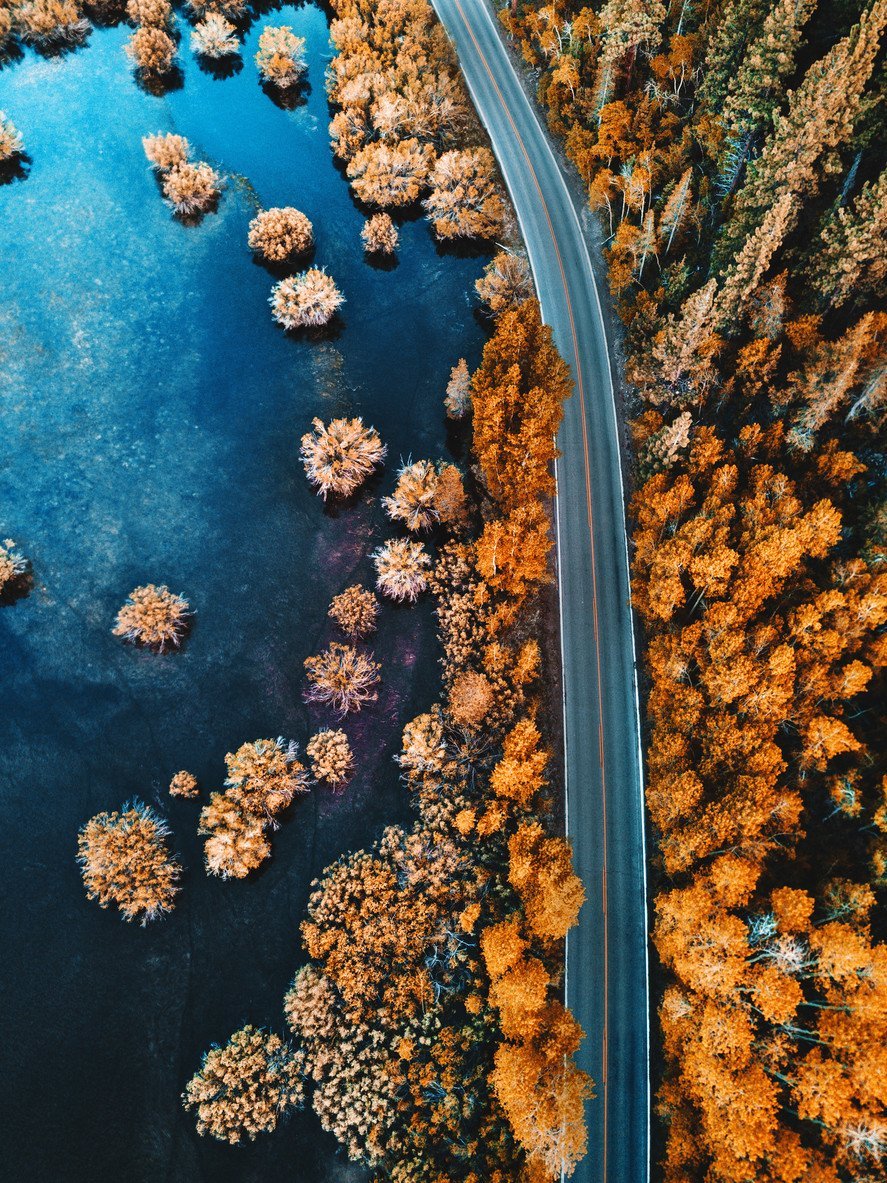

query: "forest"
left=499, top=0, right=886, bottom=1180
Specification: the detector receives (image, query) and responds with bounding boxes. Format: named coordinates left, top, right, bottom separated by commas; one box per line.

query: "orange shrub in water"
left=255, top=24, right=306, bottom=88
left=371, top=538, right=431, bottom=602
left=17, top=0, right=89, bottom=48
left=0, top=538, right=29, bottom=593
left=247, top=207, right=314, bottom=262
left=126, top=24, right=175, bottom=74
left=304, top=643, right=381, bottom=715
left=77, top=801, right=182, bottom=923
left=199, top=792, right=271, bottom=879
left=0, top=113, right=24, bottom=163
left=361, top=212, right=399, bottom=254
left=142, top=131, right=189, bottom=172
left=183, top=1026, right=304, bottom=1144
left=126, top=0, right=170, bottom=26
left=328, top=583, right=380, bottom=639
left=190, top=13, right=238, bottom=59
left=299, top=416, right=385, bottom=499
left=307, top=728, right=355, bottom=787
left=112, top=584, right=192, bottom=650
left=161, top=161, right=221, bottom=216
left=169, top=770, right=198, bottom=799
left=224, top=737, right=309, bottom=822
left=269, top=269, right=344, bottom=329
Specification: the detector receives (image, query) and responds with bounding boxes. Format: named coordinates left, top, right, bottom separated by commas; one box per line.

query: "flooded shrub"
left=126, top=24, right=175, bottom=74
left=383, top=459, right=440, bottom=532
left=224, top=737, right=309, bottom=822
left=186, top=0, right=245, bottom=21
left=125, top=0, right=169, bottom=26
left=444, top=357, right=471, bottom=419
left=199, top=792, right=271, bottom=879
left=247, top=206, right=314, bottom=263
left=190, top=13, right=238, bottom=58
left=307, top=728, right=355, bottom=787
left=448, top=670, right=494, bottom=729
left=269, top=269, right=344, bottom=329
left=183, top=1026, right=304, bottom=1144
left=299, top=416, right=385, bottom=500
left=142, top=131, right=189, bottom=172
left=346, top=139, right=435, bottom=208
left=255, top=24, right=306, bottom=88
left=304, top=642, right=381, bottom=715
left=0, top=7, right=13, bottom=48
left=0, top=538, right=30, bottom=595
left=169, top=770, right=198, bottom=799
left=77, top=801, right=182, bottom=924
left=161, top=161, right=221, bottom=216
left=17, top=0, right=90, bottom=48
left=371, top=538, right=431, bottom=602
left=112, top=583, right=192, bottom=651
left=328, top=583, right=380, bottom=639
left=361, top=212, right=399, bottom=254
left=424, top=148, right=504, bottom=240
left=475, top=251, right=533, bottom=314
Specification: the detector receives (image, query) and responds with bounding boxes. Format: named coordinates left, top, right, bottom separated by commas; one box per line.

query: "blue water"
left=0, top=9, right=489, bottom=1179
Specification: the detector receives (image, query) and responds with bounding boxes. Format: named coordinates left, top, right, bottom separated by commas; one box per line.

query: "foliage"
left=190, top=13, right=238, bottom=59
left=199, top=792, right=271, bottom=879
left=169, top=770, right=198, bottom=799
left=269, top=269, right=344, bottom=329
left=224, top=737, right=309, bottom=822
left=17, top=0, right=89, bottom=48
left=0, top=538, right=29, bottom=595
left=371, top=537, right=432, bottom=602
left=306, top=728, right=354, bottom=787
left=361, top=211, right=399, bottom=254
left=183, top=1026, right=304, bottom=1144
left=445, top=357, right=471, bottom=419
left=185, top=0, right=245, bottom=18
left=142, top=131, right=189, bottom=172
left=126, top=0, right=170, bottom=27
left=424, top=147, right=505, bottom=239
left=0, top=112, right=24, bottom=162
left=304, top=643, right=381, bottom=715
left=501, top=0, right=887, bottom=1176
left=255, top=24, right=306, bottom=88
left=112, top=583, right=191, bottom=651
left=247, top=207, right=314, bottom=263
left=77, top=801, right=181, bottom=924
left=476, top=251, right=534, bottom=315
left=125, top=24, right=175, bottom=74
left=382, top=459, right=440, bottom=531
left=328, top=583, right=380, bottom=639
left=299, top=416, right=385, bottom=499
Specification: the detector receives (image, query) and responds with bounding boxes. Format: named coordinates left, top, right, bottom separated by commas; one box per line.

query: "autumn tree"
left=77, top=802, right=181, bottom=923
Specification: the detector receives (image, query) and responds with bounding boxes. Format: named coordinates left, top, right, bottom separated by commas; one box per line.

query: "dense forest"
left=499, top=0, right=886, bottom=1180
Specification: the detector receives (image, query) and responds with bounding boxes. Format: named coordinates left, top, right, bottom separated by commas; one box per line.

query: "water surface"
left=0, top=10, right=489, bottom=1179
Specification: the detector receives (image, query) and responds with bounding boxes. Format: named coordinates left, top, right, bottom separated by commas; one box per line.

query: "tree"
left=444, top=357, right=471, bottom=419
left=223, top=737, right=309, bottom=821
left=269, top=269, right=344, bottom=329
left=371, top=538, right=431, bottom=601
left=112, top=584, right=192, bottom=651
left=190, top=14, right=239, bottom=59
left=471, top=300, right=571, bottom=510
left=328, top=584, right=380, bottom=639
left=169, top=770, right=198, bottom=798
left=424, top=147, right=505, bottom=239
left=162, top=162, right=221, bottom=217
left=303, top=643, right=381, bottom=714
left=199, top=792, right=271, bottom=879
left=77, top=802, right=181, bottom=923
left=299, top=416, right=385, bottom=499
left=183, top=1026, right=303, bottom=1144
left=806, top=169, right=887, bottom=309
left=254, top=25, right=306, bottom=88
left=383, top=459, right=439, bottom=531
left=248, top=208, right=314, bottom=262
left=475, top=251, right=534, bottom=314
left=346, top=139, right=435, bottom=207
left=307, top=728, right=355, bottom=787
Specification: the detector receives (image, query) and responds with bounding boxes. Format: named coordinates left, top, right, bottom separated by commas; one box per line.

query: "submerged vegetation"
left=168, top=770, right=199, bottom=799
left=361, top=211, right=399, bottom=255
left=17, top=0, right=89, bottom=50
left=77, top=802, right=182, bottom=924
left=0, top=537, right=30, bottom=599
left=112, top=583, right=191, bottom=651
left=299, top=415, right=386, bottom=500
left=503, top=1, right=887, bottom=1179
left=126, top=23, right=175, bottom=76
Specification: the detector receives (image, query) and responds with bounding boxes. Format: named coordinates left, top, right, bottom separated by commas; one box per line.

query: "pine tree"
left=805, top=168, right=887, bottom=309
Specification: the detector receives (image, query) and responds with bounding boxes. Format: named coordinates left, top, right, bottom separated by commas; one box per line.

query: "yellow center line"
left=449, top=1, right=610, bottom=1174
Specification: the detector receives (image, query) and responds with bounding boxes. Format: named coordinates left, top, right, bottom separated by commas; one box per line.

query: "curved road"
left=431, top=3, right=650, bottom=1180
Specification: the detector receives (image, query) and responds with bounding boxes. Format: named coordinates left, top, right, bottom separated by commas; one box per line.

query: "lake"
left=0, top=7, right=491, bottom=1179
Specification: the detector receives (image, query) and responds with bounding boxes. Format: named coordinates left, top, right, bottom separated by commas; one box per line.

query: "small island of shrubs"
left=142, top=132, right=221, bottom=218
left=255, top=24, right=306, bottom=91
left=248, top=206, right=314, bottom=263
left=306, top=728, right=354, bottom=788
left=190, top=13, right=239, bottom=60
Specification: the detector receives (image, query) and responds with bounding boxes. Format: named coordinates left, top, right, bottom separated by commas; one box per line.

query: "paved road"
left=431, top=3, right=650, bottom=1180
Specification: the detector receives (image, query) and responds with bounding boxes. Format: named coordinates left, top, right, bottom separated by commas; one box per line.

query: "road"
left=430, top=3, right=650, bottom=1180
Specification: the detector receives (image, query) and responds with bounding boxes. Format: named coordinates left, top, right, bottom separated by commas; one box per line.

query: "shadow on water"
left=0, top=7, right=492, bottom=1182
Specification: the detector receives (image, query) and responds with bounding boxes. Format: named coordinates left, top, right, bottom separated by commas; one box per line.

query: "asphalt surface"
left=430, top=3, right=650, bottom=1180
